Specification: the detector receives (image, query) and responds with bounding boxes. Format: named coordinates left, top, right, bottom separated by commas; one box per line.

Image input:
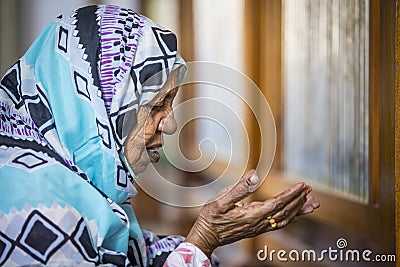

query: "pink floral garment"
left=164, top=243, right=212, bottom=267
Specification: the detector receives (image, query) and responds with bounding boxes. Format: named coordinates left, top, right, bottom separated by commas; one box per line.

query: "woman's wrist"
left=185, top=228, right=215, bottom=258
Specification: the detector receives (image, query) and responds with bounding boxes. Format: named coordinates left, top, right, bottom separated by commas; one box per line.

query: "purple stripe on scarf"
left=102, top=37, right=120, bottom=42
left=0, top=101, right=45, bottom=142
left=99, top=5, right=144, bottom=114
left=102, top=52, right=121, bottom=57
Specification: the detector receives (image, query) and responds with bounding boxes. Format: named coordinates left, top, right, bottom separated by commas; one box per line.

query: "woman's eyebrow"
left=152, top=96, right=166, bottom=106
left=161, top=90, right=176, bottom=102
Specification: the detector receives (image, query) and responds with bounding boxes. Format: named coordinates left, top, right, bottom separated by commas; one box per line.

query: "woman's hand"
left=185, top=170, right=320, bottom=257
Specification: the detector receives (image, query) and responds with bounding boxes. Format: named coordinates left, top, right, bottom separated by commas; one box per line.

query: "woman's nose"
left=158, top=111, right=177, bottom=135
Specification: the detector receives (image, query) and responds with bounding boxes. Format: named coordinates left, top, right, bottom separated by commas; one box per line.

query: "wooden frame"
left=394, top=0, right=399, bottom=264
left=138, top=0, right=398, bottom=258
left=245, top=0, right=396, bottom=255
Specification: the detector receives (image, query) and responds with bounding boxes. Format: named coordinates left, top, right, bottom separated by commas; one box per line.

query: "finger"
left=275, top=200, right=304, bottom=229
left=235, top=201, right=245, bottom=208
left=216, top=170, right=259, bottom=213
left=253, top=188, right=307, bottom=233
left=312, top=200, right=320, bottom=208
left=298, top=203, right=315, bottom=215
left=297, top=195, right=320, bottom=215
left=273, top=182, right=308, bottom=206
left=257, top=182, right=307, bottom=217
left=270, top=188, right=308, bottom=222
left=207, top=184, right=233, bottom=203
left=267, top=192, right=306, bottom=231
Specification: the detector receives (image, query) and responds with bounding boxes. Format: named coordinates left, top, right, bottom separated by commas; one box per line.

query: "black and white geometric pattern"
left=1, top=139, right=67, bottom=174
left=72, top=5, right=101, bottom=89
left=0, top=232, right=14, bottom=265
left=115, top=105, right=138, bottom=143
left=111, top=207, right=128, bottom=226
left=71, top=218, right=98, bottom=263
left=152, top=28, right=177, bottom=57
left=0, top=4, right=185, bottom=267
left=0, top=204, right=171, bottom=266
left=99, top=249, right=127, bottom=266
left=139, top=61, right=164, bottom=87
left=73, top=71, right=91, bottom=100
left=128, top=27, right=178, bottom=94
left=117, top=165, right=128, bottom=188
left=16, top=210, right=68, bottom=264
left=57, top=26, right=69, bottom=53
left=0, top=61, right=23, bottom=109
left=96, top=119, right=111, bottom=149
left=26, top=84, right=55, bottom=135
left=11, top=152, right=48, bottom=169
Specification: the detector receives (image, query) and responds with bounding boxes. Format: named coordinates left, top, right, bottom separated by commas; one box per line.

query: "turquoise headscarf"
left=0, top=5, right=185, bottom=266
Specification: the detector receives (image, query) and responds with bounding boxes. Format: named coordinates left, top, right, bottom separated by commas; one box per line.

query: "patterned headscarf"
left=0, top=5, right=185, bottom=266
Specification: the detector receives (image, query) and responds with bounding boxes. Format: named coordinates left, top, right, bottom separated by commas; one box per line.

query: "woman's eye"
left=152, top=103, right=164, bottom=111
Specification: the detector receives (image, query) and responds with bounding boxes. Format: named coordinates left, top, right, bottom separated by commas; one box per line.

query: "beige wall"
left=0, top=0, right=141, bottom=76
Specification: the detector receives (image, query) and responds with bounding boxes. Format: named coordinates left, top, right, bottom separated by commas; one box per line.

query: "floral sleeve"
left=163, top=242, right=212, bottom=267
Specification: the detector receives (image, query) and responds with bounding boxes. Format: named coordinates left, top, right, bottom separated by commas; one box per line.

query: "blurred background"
left=0, top=0, right=397, bottom=266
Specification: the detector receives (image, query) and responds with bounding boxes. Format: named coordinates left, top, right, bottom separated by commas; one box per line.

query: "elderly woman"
left=0, top=5, right=318, bottom=266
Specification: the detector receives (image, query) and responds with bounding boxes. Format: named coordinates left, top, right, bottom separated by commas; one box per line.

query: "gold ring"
left=268, top=217, right=277, bottom=228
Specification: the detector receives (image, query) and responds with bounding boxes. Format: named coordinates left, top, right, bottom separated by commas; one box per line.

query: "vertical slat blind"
left=283, top=0, right=369, bottom=202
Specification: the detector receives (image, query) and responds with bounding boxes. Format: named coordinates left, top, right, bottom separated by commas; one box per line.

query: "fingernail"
left=246, top=174, right=259, bottom=192
left=250, top=174, right=260, bottom=184
left=307, top=185, right=312, bottom=193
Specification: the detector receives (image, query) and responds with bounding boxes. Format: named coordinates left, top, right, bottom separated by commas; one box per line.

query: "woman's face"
left=124, top=87, right=179, bottom=175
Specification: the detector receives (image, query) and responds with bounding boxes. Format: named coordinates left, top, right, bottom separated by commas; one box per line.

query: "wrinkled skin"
left=124, top=87, right=178, bottom=174
left=185, top=170, right=319, bottom=257
left=124, top=83, right=320, bottom=257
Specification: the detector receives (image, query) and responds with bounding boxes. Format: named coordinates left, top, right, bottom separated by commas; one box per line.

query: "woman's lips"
left=147, top=148, right=160, bottom=163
